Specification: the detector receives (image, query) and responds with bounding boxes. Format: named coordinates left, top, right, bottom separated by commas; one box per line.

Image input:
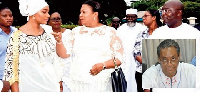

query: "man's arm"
left=136, top=55, right=142, bottom=64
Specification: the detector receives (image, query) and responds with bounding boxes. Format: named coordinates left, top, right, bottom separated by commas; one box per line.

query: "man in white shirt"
left=117, top=8, right=146, bottom=92
left=148, top=0, right=200, bottom=92
left=149, top=0, right=200, bottom=39
left=142, top=39, right=196, bottom=91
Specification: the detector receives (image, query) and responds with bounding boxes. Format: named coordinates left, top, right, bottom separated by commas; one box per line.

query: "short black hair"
left=157, top=39, right=180, bottom=57
left=0, top=4, right=10, bottom=12
left=83, top=0, right=104, bottom=23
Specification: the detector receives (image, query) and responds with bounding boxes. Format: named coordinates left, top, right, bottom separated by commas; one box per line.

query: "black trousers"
left=135, top=71, right=143, bottom=92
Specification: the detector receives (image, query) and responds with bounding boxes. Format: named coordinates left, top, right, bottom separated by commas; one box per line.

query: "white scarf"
left=18, top=0, right=48, bottom=20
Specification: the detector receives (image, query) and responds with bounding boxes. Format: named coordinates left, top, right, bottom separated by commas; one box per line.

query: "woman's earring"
left=94, top=17, right=96, bottom=21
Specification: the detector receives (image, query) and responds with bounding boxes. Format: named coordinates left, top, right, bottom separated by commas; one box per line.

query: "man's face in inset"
left=159, top=46, right=180, bottom=78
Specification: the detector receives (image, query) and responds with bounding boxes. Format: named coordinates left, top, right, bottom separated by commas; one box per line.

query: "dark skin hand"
left=136, top=55, right=142, bottom=64
left=144, top=89, right=150, bottom=92
left=59, top=81, right=63, bottom=92
left=1, top=81, right=10, bottom=92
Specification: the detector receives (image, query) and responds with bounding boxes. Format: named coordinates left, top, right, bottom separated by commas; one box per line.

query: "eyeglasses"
left=142, top=15, right=151, bottom=18
left=160, top=57, right=178, bottom=65
left=50, top=17, right=61, bottom=21
left=160, top=8, right=182, bottom=14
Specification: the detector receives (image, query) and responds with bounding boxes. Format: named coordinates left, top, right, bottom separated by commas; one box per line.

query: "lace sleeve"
left=62, top=29, right=73, bottom=55
left=3, top=30, right=21, bottom=85
left=110, top=28, right=124, bottom=63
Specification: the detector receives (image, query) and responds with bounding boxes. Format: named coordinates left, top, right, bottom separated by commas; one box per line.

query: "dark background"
left=0, top=0, right=127, bottom=26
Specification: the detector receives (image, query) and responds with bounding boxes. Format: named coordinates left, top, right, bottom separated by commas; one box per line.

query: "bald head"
left=161, top=0, right=184, bottom=28
left=164, top=0, right=184, bottom=11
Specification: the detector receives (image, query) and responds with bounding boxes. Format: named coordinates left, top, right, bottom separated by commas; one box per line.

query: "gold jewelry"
left=94, top=17, right=96, bottom=21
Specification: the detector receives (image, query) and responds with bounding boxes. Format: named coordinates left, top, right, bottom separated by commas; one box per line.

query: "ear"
left=152, top=16, right=156, bottom=21
left=178, top=53, right=180, bottom=61
left=158, top=56, right=161, bottom=63
left=177, top=10, right=182, bottom=17
left=94, top=12, right=98, bottom=18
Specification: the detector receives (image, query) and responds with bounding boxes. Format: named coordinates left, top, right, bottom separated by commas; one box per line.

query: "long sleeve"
left=110, top=28, right=124, bottom=64
left=3, top=30, right=21, bottom=85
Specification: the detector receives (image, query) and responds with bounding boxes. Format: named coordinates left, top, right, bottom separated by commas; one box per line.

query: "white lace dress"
left=66, top=25, right=124, bottom=92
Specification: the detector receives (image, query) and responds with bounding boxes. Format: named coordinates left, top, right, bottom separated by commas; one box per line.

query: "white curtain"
left=142, top=39, right=196, bottom=73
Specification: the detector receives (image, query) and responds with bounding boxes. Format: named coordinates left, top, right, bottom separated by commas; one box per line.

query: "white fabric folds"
left=18, top=0, right=48, bottom=19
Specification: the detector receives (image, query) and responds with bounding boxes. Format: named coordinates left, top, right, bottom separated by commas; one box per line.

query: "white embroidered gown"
left=3, top=27, right=61, bottom=92
left=65, top=25, right=124, bottom=92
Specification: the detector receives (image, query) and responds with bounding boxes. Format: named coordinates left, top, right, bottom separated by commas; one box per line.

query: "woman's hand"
left=90, top=63, right=104, bottom=76
left=11, top=81, right=19, bottom=92
left=51, top=32, right=62, bottom=43
left=1, top=81, right=10, bottom=92
left=59, top=81, right=63, bottom=92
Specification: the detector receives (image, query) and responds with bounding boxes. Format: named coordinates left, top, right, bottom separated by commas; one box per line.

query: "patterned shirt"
left=133, top=28, right=149, bottom=73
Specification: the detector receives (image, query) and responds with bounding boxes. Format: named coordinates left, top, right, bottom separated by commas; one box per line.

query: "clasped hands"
left=90, top=63, right=104, bottom=76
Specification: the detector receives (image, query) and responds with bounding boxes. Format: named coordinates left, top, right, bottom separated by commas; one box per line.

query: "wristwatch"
left=102, top=62, right=106, bottom=70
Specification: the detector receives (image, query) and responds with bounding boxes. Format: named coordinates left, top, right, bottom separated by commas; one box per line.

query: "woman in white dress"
left=52, top=0, right=124, bottom=92
left=3, top=0, right=62, bottom=92
left=48, top=11, right=72, bottom=92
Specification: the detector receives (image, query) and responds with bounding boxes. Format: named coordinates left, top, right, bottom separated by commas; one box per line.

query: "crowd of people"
left=0, top=0, right=200, bottom=92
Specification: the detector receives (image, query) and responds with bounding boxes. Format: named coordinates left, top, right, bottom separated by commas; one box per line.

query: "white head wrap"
left=126, top=9, right=137, bottom=15
left=18, top=0, right=48, bottom=20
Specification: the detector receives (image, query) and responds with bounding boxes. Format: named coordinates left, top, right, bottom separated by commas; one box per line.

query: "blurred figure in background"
left=117, top=8, right=146, bottom=92
left=111, top=17, right=120, bottom=29
left=133, top=9, right=162, bottom=92
left=48, top=11, right=71, bottom=92
left=0, top=5, right=17, bottom=81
